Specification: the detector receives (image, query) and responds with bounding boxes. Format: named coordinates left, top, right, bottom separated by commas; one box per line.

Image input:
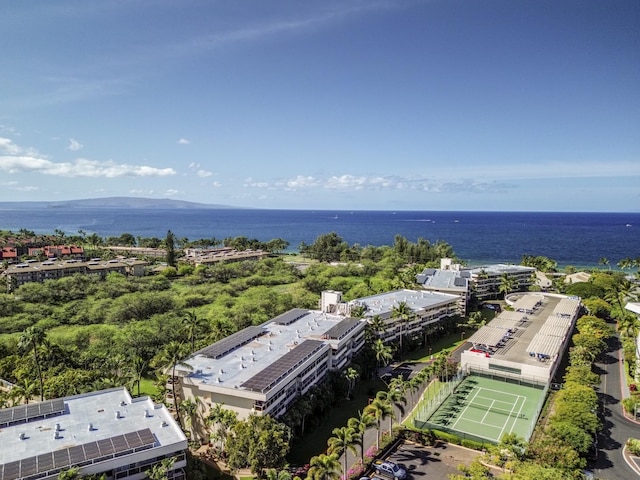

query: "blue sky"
left=1, top=0, right=638, bottom=211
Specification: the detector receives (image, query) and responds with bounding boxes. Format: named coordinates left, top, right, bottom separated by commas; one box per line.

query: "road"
left=593, top=334, right=639, bottom=480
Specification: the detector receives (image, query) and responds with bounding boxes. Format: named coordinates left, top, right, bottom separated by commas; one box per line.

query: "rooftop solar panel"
left=69, top=445, right=85, bottom=464
left=0, top=410, right=11, bottom=424
left=98, top=438, right=116, bottom=456
left=241, top=340, right=327, bottom=393
left=195, top=326, right=266, bottom=359
left=124, top=431, right=144, bottom=449
left=83, top=442, right=100, bottom=460
left=324, top=318, right=361, bottom=340
left=2, top=461, right=20, bottom=480
left=271, top=308, right=310, bottom=326
left=138, top=428, right=156, bottom=447
left=53, top=449, right=70, bottom=468
left=19, top=458, right=37, bottom=477
left=37, top=453, right=54, bottom=471
left=0, top=429, right=158, bottom=480
left=0, top=398, right=65, bottom=428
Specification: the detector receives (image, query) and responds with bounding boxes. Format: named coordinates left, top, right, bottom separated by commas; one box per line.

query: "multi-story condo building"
left=416, top=258, right=536, bottom=302
left=0, top=388, right=187, bottom=480
left=174, top=307, right=366, bottom=423
left=322, top=289, right=461, bottom=346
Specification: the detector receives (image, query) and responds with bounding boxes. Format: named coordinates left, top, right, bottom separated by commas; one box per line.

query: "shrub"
left=627, top=438, right=640, bottom=456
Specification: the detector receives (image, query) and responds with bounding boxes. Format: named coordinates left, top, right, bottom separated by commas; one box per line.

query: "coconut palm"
left=599, top=257, right=610, bottom=270
left=18, top=326, right=46, bottom=401
left=498, top=274, right=517, bottom=299
left=391, top=301, right=413, bottom=353
left=181, top=311, right=210, bottom=353
left=348, top=410, right=377, bottom=464
left=327, top=426, right=357, bottom=479
left=372, top=338, right=393, bottom=369
left=307, top=453, right=341, bottom=480
left=153, top=341, right=192, bottom=430
left=365, top=395, right=394, bottom=449
left=344, top=367, right=359, bottom=399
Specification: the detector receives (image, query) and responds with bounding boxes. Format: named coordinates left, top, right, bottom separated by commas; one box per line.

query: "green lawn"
left=403, top=333, right=466, bottom=363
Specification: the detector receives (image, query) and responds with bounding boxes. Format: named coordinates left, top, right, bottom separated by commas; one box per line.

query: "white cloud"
left=67, top=138, right=83, bottom=151
left=0, top=137, right=176, bottom=178
left=212, top=181, right=222, bottom=187
left=178, top=138, right=190, bottom=145
left=164, top=189, right=180, bottom=196
left=197, top=169, right=212, bottom=177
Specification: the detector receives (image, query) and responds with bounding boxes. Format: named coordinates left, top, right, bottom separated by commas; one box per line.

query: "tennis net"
left=464, top=402, right=525, bottom=418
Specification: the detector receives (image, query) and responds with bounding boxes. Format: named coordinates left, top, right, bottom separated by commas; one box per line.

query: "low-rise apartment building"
left=174, top=307, right=366, bottom=423
left=322, top=289, right=461, bottom=346
left=1, top=258, right=147, bottom=290
left=0, top=387, right=187, bottom=480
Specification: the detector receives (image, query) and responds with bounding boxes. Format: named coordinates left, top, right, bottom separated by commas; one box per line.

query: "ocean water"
left=0, top=209, right=638, bottom=268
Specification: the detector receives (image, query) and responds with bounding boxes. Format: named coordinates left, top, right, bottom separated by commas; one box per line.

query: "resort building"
left=322, top=289, right=461, bottom=346
left=461, top=293, right=582, bottom=384
left=0, top=387, right=187, bottom=480
left=1, top=258, right=147, bottom=291
left=183, top=247, right=268, bottom=266
left=415, top=258, right=536, bottom=302
left=0, top=247, right=18, bottom=262
left=174, top=307, right=366, bottom=423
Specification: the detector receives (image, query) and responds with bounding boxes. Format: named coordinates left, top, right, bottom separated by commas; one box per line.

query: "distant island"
left=0, top=196, right=237, bottom=210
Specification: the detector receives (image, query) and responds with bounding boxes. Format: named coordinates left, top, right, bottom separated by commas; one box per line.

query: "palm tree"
left=618, top=257, right=633, bottom=272
left=129, top=355, right=147, bottom=397
left=391, top=301, right=413, bottom=353
left=348, top=410, right=377, bottom=464
left=307, top=453, right=341, bottom=480
left=344, top=367, right=359, bottom=399
left=386, top=377, right=408, bottom=423
left=153, top=341, right=192, bottom=430
left=599, top=257, right=610, bottom=270
left=498, top=273, right=517, bottom=299
left=365, top=395, right=393, bottom=449
left=265, top=469, right=293, bottom=480
left=327, top=426, right=357, bottom=480
left=182, top=311, right=209, bottom=353
left=18, top=326, right=46, bottom=401
left=372, top=338, right=393, bottom=369
left=14, top=377, right=38, bottom=405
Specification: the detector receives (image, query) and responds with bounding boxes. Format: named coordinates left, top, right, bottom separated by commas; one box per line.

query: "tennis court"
left=417, top=374, right=546, bottom=443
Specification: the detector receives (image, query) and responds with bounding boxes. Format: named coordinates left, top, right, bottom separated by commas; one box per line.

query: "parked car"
left=374, top=461, right=407, bottom=479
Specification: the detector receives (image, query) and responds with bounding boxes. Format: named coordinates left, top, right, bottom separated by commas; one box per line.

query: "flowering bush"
left=627, top=438, right=640, bottom=456
left=364, top=446, right=378, bottom=459
left=346, top=460, right=364, bottom=480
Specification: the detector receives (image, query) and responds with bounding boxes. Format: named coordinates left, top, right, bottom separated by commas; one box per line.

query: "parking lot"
left=374, top=441, right=486, bottom=480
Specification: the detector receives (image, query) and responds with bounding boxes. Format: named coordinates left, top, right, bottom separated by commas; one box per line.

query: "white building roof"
left=526, top=333, right=564, bottom=357
left=183, top=310, right=362, bottom=392
left=552, top=297, right=582, bottom=318
left=0, top=388, right=186, bottom=478
left=355, top=289, right=459, bottom=319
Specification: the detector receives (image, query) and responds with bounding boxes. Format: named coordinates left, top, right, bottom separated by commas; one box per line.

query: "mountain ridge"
left=0, top=197, right=238, bottom=209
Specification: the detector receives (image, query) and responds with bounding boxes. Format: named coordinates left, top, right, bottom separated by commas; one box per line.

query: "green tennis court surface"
left=416, top=374, right=546, bottom=443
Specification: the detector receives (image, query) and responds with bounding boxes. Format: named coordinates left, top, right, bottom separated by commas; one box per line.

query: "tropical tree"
left=153, top=341, right=192, bottom=430
left=265, top=468, right=293, bottom=480
left=347, top=410, right=377, bottom=464
left=499, top=273, right=517, bottom=299
left=327, top=426, right=357, bottom=479
left=365, top=394, right=394, bottom=449
left=307, top=453, right=341, bottom=480
left=18, top=326, right=46, bottom=401
left=129, top=355, right=147, bottom=397
left=57, top=467, right=80, bottom=480
left=372, top=338, right=393, bottom=369
left=344, top=367, right=359, bottom=399
left=391, top=301, right=412, bottom=353
left=181, top=311, right=209, bottom=353
left=145, top=457, right=176, bottom=480
left=599, top=257, right=610, bottom=270
left=165, top=230, right=177, bottom=267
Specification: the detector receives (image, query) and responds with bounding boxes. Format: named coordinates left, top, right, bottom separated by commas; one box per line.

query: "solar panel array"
left=324, top=318, right=360, bottom=340
left=196, top=326, right=266, bottom=359
left=0, top=428, right=155, bottom=480
left=271, top=308, right=309, bottom=326
left=241, top=340, right=327, bottom=393
left=0, top=398, right=65, bottom=427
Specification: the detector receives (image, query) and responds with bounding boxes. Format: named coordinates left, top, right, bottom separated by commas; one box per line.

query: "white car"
left=374, top=461, right=407, bottom=479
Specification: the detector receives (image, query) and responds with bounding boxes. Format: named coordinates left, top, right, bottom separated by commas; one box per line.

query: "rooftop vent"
left=19, top=432, right=27, bottom=440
